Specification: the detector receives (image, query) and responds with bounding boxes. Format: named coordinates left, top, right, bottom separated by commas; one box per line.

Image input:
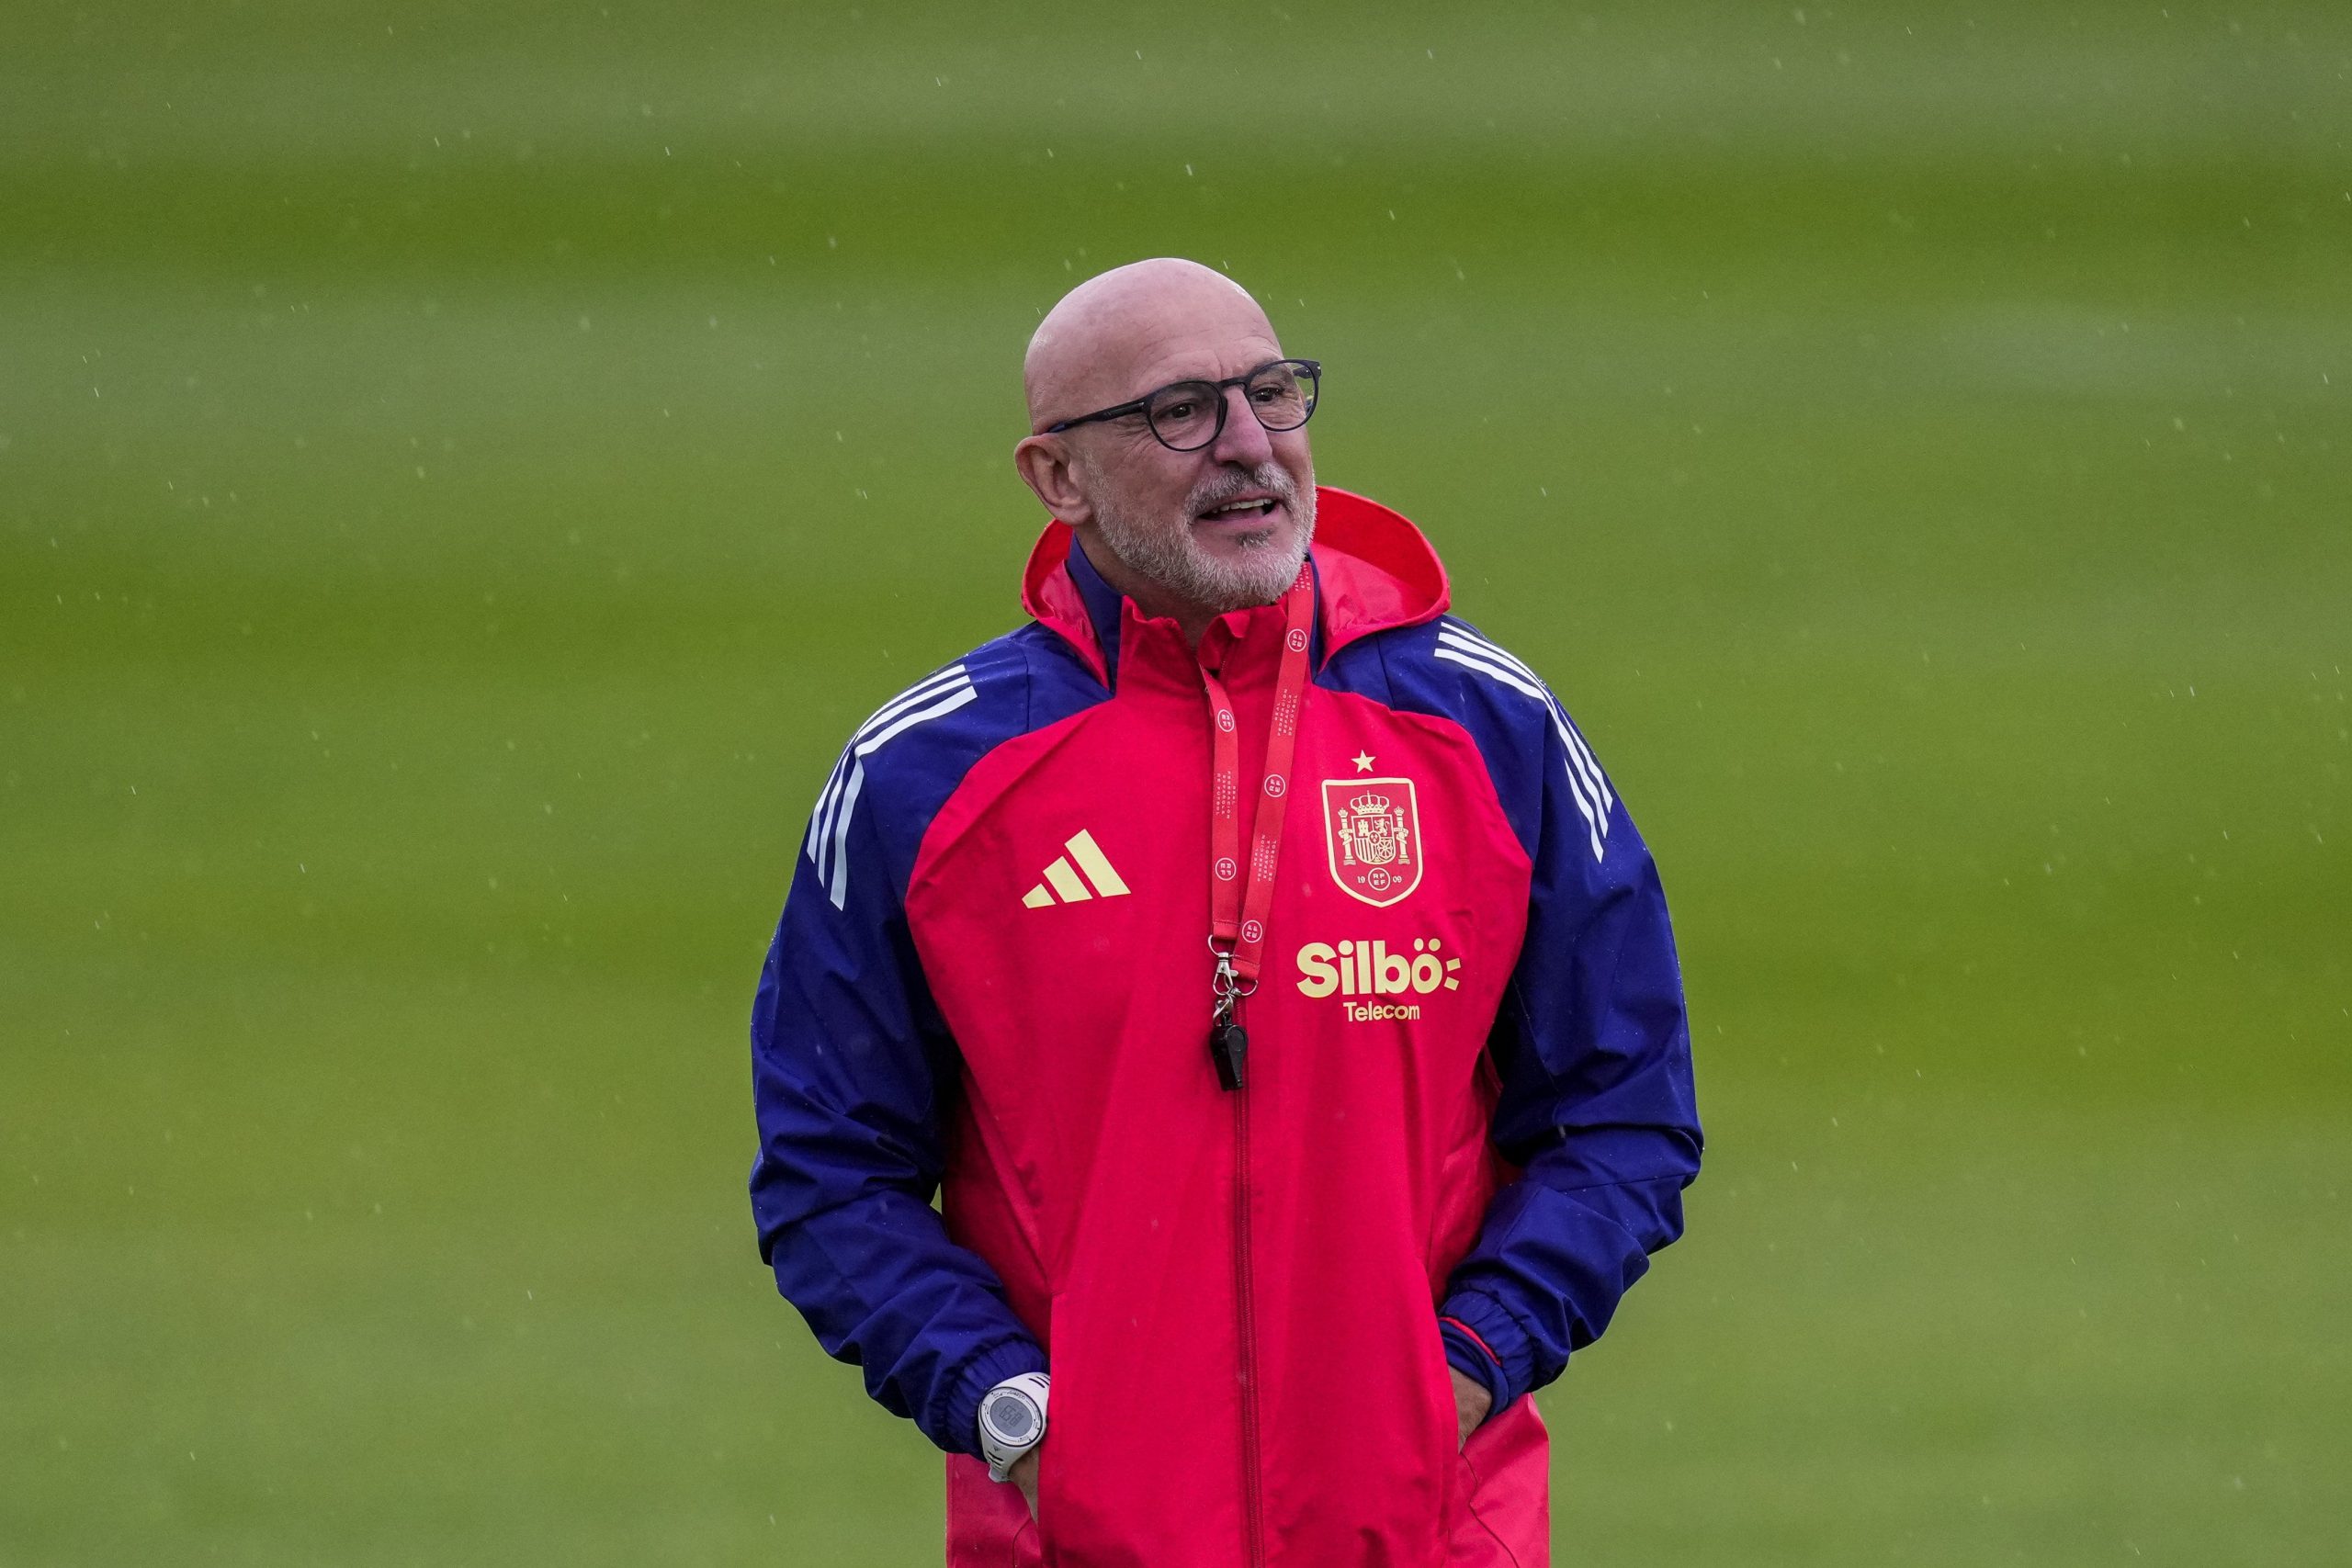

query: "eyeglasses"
left=1044, top=358, right=1321, bottom=452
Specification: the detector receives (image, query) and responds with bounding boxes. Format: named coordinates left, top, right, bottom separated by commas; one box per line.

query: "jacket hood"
left=1020, top=485, right=1452, bottom=683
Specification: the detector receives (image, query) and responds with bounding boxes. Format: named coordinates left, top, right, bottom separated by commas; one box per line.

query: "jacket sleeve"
left=749, top=764, right=1046, bottom=1456
left=1437, top=695, right=1702, bottom=1414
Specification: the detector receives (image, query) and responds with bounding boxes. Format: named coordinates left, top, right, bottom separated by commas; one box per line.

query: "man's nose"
left=1207, top=384, right=1274, bottom=468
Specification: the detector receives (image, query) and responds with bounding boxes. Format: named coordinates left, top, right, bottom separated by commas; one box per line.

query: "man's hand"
left=1451, top=1367, right=1493, bottom=1449
left=1009, top=1449, right=1040, bottom=1517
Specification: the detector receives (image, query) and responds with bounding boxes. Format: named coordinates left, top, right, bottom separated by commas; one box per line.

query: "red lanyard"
left=1199, top=566, right=1315, bottom=1089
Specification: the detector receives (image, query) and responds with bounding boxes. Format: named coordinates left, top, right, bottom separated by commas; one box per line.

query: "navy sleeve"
left=749, top=658, right=1050, bottom=1456
left=1362, top=619, right=1702, bottom=1413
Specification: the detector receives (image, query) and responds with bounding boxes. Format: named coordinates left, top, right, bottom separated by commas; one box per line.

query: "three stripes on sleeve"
left=1430, top=620, right=1615, bottom=863
left=806, top=663, right=978, bottom=908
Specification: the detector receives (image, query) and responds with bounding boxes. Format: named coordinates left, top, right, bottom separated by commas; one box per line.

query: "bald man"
left=750, top=259, right=1701, bottom=1567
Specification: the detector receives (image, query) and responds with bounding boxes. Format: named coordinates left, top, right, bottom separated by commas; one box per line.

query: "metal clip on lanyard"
left=1199, top=567, right=1316, bottom=1091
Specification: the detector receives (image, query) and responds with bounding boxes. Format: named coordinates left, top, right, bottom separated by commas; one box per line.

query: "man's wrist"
left=943, top=1340, right=1048, bottom=1460
left=1439, top=1314, right=1512, bottom=1422
left=976, top=1371, right=1051, bottom=1483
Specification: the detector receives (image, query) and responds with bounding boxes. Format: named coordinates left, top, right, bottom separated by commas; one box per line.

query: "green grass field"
left=5, top=3, right=2347, bottom=1562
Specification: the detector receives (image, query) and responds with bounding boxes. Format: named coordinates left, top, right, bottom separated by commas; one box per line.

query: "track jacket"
left=750, top=488, right=1701, bottom=1567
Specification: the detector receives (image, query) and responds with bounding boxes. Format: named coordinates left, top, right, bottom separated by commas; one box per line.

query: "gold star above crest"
left=1351, top=751, right=1375, bottom=773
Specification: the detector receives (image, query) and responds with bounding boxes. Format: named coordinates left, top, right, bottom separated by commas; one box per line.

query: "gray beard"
left=1090, top=466, right=1317, bottom=617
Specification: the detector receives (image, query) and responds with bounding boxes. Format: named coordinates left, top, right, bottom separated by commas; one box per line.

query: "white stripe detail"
left=825, top=761, right=867, bottom=907
left=1434, top=637, right=1545, bottom=702
left=809, top=670, right=971, bottom=866
left=1439, top=628, right=1612, bottom=806
left=808, top=676, right=980, bottom=908
left=813, top=666, right=969, bottom=841
left=858, top=665, right=971, bottom=739
left=1438, top=625, right=1543, bottom=684
left=1434, top=629, right=1609, bottom=862
left=1561, top=718, right=1612, bottom=811
left=854, top=684, right=978, bottom=758
left=1439, top=626, right=1615, bottom=808
left=1436, top=649, right=1602, bottom=859
left=809, top=665, right=971, bottom=869
left=1559, top=720, right=1612, bottom=813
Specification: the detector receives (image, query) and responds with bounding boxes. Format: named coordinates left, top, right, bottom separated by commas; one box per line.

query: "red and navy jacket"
left=750, top=488, right=1701, bottom=1566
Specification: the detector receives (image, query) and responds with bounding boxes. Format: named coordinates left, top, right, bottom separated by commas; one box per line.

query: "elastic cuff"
left=935, top=1338, right=1050, bottom=1458
left=1439, top=1317, right=1510, bottom=1422
left=1437, top=1289, right=1539, bottom=1409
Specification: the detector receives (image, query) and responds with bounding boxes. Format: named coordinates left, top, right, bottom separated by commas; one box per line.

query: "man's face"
left=1067, top=331, right=1317, bottom=617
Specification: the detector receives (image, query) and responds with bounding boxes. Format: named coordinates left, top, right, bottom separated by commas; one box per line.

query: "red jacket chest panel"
left=909, top=665, right=1535, bottom=1565
left=908, top=674, right=1530, bottom=1263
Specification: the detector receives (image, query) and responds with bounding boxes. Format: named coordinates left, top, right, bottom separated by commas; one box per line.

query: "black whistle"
left=1209, top=1021, right=1249, bottom=1091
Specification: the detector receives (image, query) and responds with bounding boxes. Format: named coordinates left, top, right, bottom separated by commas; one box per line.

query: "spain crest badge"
left=1321, top=777, right=1425, bottom=907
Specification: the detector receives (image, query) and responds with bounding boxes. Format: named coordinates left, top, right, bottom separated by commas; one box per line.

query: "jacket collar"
left=1020, top=486, right=1452, bottom=688
left=1061, top=533, right=1130, bottom=686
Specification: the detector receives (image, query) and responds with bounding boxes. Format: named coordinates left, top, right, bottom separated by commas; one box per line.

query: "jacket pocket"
left=1446, top=1398, right=1550, bottom=1568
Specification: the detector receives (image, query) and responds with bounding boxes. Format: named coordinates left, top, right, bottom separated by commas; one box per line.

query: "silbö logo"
left=1295, top=938, right=1461, bottom=1021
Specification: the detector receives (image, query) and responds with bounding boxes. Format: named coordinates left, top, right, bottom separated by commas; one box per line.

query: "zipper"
left=1193, top=581, right=1311, bottom=1568
left=1233, top=1076, right=1266, bottom=1567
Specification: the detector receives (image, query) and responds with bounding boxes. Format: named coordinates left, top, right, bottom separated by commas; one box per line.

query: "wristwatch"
left=976, top=1371, right=1051, bottom=1483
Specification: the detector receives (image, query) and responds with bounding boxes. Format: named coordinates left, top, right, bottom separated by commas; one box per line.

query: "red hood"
left=1020, top=485, right=1452, bottom=683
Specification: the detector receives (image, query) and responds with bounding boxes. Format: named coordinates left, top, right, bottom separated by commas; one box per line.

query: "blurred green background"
left=4, top=2, right=2346, bottom=1562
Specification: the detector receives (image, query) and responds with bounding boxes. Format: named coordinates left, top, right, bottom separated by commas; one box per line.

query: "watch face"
left=983, top=1392, right=1039, bottom=1445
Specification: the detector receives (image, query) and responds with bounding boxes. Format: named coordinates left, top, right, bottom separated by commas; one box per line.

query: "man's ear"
left=1013, top=434, right=1092, bottom=525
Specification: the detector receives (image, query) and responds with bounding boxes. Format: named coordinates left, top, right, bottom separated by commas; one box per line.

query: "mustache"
left=1186, top=466, right=1298, bottom=515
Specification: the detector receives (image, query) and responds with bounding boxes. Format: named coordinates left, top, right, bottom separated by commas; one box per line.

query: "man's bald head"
left=1012, top=258, right=1316, bottom=644
left=1023, top=258, right=1276, bottom=432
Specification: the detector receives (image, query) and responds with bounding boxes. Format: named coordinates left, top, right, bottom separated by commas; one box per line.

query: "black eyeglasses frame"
left=1042, top=358, right=1322, bottom=452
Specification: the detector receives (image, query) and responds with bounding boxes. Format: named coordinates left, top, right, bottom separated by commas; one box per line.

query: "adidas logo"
left=1022, top=830, right=1131, bottom=908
